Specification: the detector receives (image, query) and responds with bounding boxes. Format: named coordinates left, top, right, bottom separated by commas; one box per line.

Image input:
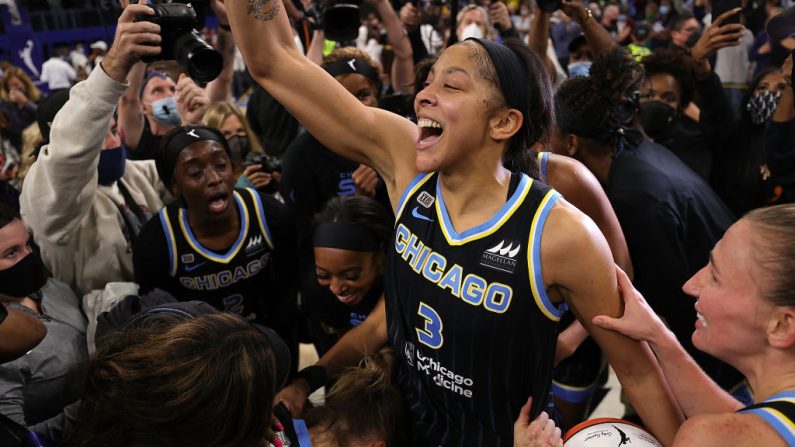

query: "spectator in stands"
left=639, top=49, right=709, bottom=179
left=40, top=46, right=76, bottom=92
left=87, top=41, right=107, bottom=73
left=0, top=203, right=86, bottom=444
left=202, top=101, right=277, bottom=193
left=19, top=3, right=169, bottom=295
left=118, top=68, right=210, bottom=161
left=0, top=66, right=41, bottom=151
left=668, top=11, right=701, bottom=51
left=69, top=42, right=90, bottom=80
left=691, top=10, right=795, bottom=215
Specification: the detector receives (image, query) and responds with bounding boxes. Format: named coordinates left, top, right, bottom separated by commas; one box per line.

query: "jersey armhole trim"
left=538, top=151, right=549, bottom=182
left=739, top=407, right=795, bottom=446
left=395, top=173, right=435, bottom=222
left=158, top=209, right=178, bottom=277
left=528, top=190, right=564, bottom=322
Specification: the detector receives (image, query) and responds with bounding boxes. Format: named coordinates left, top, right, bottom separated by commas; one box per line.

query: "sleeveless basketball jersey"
left=739, top=391, right=795, bottom=445
left=157, top=188, right=275, bottom=324
left=385, top=172, right=564, bottom=446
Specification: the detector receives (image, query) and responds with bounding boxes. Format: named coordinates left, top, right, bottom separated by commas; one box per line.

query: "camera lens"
left=173, top=32, right=224, bottom=84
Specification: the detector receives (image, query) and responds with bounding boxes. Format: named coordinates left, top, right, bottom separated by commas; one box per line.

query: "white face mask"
left=459, top=22, right=484, bottom=40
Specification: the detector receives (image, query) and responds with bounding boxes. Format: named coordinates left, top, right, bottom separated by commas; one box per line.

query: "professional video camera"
left=305, top=0, right=362, bottom=42
left=134, top=1, right=223, bottom=84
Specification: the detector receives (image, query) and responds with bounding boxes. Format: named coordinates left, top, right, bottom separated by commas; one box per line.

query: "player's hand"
left=274, top=379, right=311, bottom=418
left=101, top=3, right=162, bottom=83
left=175, top=74, right=210, bottom=125
left=353, top=164, right=378, bottom=197
left=591, top=266, right=667, bottom=344
left=514, top=397, right=563, bottom=447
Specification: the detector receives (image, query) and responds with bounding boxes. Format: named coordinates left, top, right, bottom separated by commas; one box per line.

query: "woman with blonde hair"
left=203, top=101, right=278, bottom=193
left=594, top=203, right=795, bottom=446
left=0, top=67, right=42, bottom=152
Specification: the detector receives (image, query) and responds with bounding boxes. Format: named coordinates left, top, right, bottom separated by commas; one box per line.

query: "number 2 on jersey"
left=416, top=302, right=444, bottom=349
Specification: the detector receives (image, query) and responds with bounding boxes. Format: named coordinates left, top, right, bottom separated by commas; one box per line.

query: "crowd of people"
left=0, top=0, right=794, bottom=445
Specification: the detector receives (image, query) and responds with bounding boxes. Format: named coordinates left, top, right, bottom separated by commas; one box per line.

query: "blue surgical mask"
left=98, top=145, right=127, bottom=186
left=658, top=5, right=670, bottom=15
left=149, top=96, right=182, bottom=127
left=567, top=61, right=592, bottom=78
left=460, top=23, right=484, bottom=40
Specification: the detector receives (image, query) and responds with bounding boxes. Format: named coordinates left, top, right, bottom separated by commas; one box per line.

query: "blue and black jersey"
left=385, top=171, right=563, bottom=446
left=134, top=188, right=297, bottom=330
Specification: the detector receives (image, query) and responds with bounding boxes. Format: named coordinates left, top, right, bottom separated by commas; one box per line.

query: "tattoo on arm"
left=247, top=0, right=281, bottom=21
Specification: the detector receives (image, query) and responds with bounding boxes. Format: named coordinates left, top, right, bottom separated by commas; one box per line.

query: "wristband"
left=218, top=22, right=231, bottom=32
left=294, top=365, right=327, bottom=393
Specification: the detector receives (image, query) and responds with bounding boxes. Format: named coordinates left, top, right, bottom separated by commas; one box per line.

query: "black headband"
left=313, top=221, right=381, bottom=252
left=325, top=58, right=379, bottom=83
left=157, top=125, right=229, bottom=186
left=466, top=38, right=531, bottom=122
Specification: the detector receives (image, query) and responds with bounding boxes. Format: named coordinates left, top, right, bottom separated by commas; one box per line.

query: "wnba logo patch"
left=416, top=191, right=434, bottom=208
left=480, top=239, right=521, bottom=274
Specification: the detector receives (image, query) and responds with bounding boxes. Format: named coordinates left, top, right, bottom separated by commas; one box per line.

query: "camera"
left=241, top=153, right=282, bottom=194
left=134, top=2, right=223, bottom=84
left=305, top=0, right=362, bottom=42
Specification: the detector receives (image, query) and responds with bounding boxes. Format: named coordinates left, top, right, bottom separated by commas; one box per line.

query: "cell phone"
left=712, top=0, right=741, bottom=25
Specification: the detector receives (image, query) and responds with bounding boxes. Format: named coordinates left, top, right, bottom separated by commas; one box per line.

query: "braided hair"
left=556, top=48, right=644, bottom=155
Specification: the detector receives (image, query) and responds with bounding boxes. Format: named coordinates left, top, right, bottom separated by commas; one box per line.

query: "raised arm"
left=225, top=0, right=417, bottom=194
left=544, top=202, right=683, bottom=446
left=117, top=62, right=147, bottom=151
left=371, top=0, right=414, bottom=93
left=560, top=0, right=616, bottom=57
left=593, top=268, right=744, bottom=416
left=21, top=4, right=160, bottom=242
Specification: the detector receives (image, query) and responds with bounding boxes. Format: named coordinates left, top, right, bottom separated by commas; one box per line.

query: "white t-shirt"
left=40, top=57, right=76, bottom=90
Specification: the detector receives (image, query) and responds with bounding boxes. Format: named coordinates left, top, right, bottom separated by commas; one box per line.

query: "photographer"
left=117, top=0, right=232, bottom=161
left=19, top=3, right=169, bottom=296
left=202, top=101, right=280, bottom=194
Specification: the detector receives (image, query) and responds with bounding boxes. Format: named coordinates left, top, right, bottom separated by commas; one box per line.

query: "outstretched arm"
left=592, top=267, right=745, bottom=417
left=225, top=0, right=418, bottom=199
left=371, top=0, right=414, bottom=93
left=544, top=202, right=683, bottom=446
left=275, top=296, right=388, bottom=417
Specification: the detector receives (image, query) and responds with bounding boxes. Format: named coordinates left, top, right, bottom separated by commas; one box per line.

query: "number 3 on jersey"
left=416, top=302, right=444, bottom=349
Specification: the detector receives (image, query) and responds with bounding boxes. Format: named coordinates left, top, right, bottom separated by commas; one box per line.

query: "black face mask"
left=0, top=249, right=48, bottom=298
left=685, top=30, right=702, bottom=49
left=226, top=135, right=250, bottom=165
left=638, top=100, right=676, bottom=137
